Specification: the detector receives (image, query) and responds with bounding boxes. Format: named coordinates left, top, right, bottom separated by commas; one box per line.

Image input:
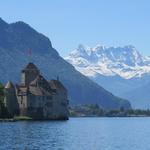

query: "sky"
left=0, top=0, right=150, bottom=57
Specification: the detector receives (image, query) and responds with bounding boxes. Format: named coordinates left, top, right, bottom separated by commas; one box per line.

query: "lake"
left=0, top=117, right=150, bottom=150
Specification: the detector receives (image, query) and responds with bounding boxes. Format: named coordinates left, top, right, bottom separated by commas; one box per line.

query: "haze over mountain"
left=66, top=45, right=150, bottom=108
left=0, top=18, right=131, bottom=110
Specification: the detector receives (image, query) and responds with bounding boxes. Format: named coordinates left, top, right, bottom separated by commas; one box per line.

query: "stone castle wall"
left=4, top=63, right=69, bottom=120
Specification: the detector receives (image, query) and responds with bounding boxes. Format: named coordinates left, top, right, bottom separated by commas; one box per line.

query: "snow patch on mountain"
left=65, top=44, right=150, bottom=79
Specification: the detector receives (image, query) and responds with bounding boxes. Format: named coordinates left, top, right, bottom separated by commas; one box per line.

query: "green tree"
left=0, top=83, right=9, bottom=118
left=0, top=83, right=4, bottom=100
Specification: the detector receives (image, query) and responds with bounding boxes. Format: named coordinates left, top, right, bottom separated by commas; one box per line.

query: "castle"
left=4, top=62, right=69, bottom=120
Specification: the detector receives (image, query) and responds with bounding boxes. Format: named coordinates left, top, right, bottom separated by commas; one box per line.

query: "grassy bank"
left=13, top=116, right=33, bottom=121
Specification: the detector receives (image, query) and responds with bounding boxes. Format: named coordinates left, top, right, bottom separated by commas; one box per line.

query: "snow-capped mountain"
left=65, top=44, right=150, bottom=109
left=65, top=44, right=150, bottom=79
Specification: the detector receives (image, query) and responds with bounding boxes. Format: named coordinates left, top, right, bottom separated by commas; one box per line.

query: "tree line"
left=69, top=104, right=150, bottom=117
left=0, top=83, right=10, bottom=118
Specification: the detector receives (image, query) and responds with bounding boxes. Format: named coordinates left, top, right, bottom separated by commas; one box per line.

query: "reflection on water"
left=0, top=118, right=150, bottom=150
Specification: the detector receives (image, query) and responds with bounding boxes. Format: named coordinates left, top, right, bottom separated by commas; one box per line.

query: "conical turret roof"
left=24, top=62, right=39, bottom=71
left=5, top=81, right=14, bottom=89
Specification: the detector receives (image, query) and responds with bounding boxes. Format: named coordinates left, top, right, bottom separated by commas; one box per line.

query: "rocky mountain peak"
left=66, top=44, right=150, bottom=79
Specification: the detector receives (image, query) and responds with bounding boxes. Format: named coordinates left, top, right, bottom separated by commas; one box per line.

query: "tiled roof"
left=29, top=86, right=43, bottom=96
left=29, top=75, right=52, bottom=96
left=49, top=80, right=67, bottom=91
left=23, top=62, right=39, bottom=71
left=16, top=63, right=67, bottom=96
left=5, top=81, right=14, bottom=89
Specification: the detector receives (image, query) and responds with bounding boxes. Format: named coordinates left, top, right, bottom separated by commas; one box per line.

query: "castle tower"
left=21, top=62, right=40, bottom=86
left=4, top=81, right=19, bottom=116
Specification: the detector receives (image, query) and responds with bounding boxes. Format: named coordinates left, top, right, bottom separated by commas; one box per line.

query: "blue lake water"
left=0, top=117, right=150, bottom=150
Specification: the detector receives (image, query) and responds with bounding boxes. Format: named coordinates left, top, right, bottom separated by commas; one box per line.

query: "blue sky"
left=0, top=0, right=150, bottom=56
